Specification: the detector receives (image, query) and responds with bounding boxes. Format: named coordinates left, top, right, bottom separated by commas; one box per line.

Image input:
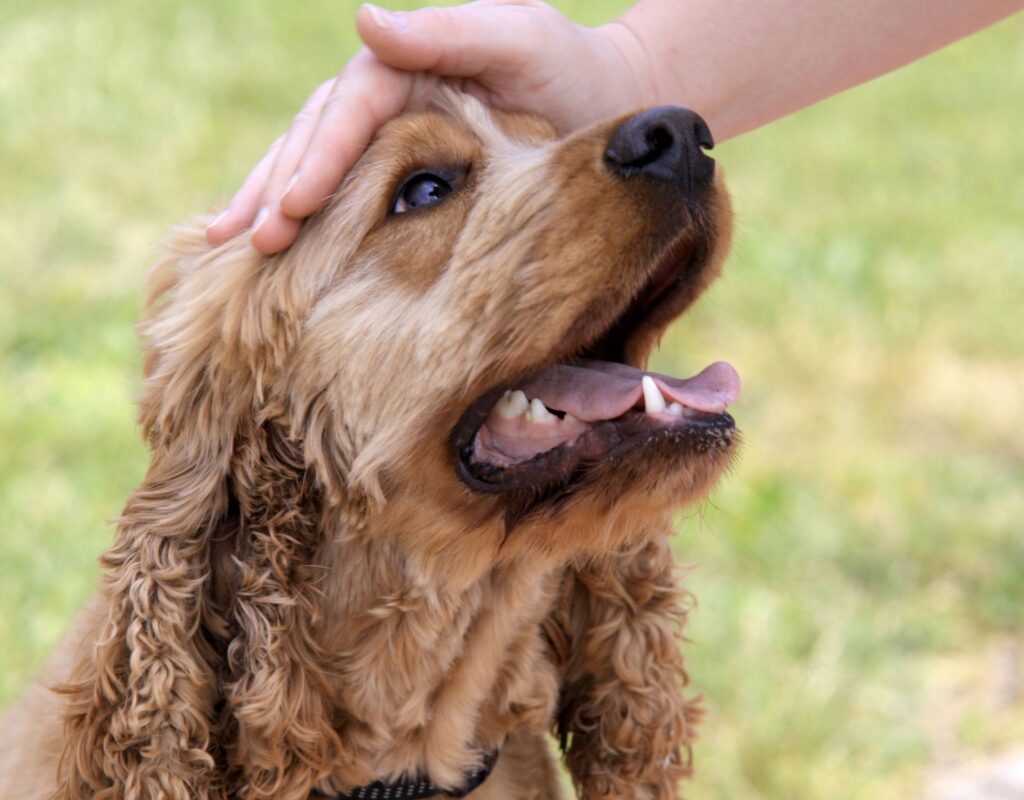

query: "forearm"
left=608, top=0, right=1021, bottom=142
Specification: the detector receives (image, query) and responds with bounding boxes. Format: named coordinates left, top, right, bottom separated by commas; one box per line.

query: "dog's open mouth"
left=452, top=234, right=740, bottom=494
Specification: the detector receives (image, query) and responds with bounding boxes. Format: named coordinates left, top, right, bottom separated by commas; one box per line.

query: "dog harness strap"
left=310, top=750, right=499, bottom=800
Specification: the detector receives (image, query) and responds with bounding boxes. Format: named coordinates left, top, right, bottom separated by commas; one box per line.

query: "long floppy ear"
left=57, top=224, right=346, bottom=799
left=546, top=532, right=701, bottom=799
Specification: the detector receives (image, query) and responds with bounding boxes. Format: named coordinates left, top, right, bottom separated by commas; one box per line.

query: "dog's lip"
left=451, top=359, right=740, bottom=493
left=455, top=407, right=737, bottom=494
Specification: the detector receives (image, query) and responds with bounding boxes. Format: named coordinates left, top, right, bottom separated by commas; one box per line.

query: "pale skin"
left=204, top=0, right=1022, bottom=255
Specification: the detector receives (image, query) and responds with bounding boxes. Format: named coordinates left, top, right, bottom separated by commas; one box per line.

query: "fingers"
left=205, top=79, right=335, bottom=249
left=356, top=1, right=561, bottom=78
left=205, top=135, right=285, bottom=246
left=276, top=48, right=419, bottom=225
left=208, top=49, right=418, bottom=255
left=247, top=78, right=337, bottom=253
left=210, top=1, right=569, bottom=255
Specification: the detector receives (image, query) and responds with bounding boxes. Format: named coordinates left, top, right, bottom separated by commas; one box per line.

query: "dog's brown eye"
left=392, top=173, right=453, bottom=215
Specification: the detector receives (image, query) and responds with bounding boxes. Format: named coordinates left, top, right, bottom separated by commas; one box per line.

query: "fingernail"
left=282, top=173, right=299, bottom=201
left=364, top=4, right=406, bottom=31
left=252, top=206, right=270, bottom=233
left=206, top=210, right=227, bottom=231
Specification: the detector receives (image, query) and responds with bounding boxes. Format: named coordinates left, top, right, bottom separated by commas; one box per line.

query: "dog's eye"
left=392, top=173, right=453, bottom=215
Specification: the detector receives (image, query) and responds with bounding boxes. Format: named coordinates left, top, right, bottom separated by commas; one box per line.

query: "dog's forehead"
left=490, top=111, right=558, bottom=146
left=371, top=93, right=557, bottom=167
left=434, top=90, right=556, bottom=150
left=369, top=112, right=481, bottom=175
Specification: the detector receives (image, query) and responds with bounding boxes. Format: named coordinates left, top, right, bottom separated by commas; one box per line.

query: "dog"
left=0, top=90, right=738, bottom=799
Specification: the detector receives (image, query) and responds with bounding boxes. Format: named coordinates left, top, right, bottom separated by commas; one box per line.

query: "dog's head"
left=148, top=91, right=738, bottom=568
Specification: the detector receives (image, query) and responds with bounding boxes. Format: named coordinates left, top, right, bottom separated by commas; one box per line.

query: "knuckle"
left=355, top=82, right=386, bottom=117
left=292, top=82, right=334, bottom=127
left=292, top=104, right=319, bottom=127
left=343, top=47, right=375, bottom=77
left=267, top=134, right=286, bottom=156
left=426, top=5, right=456, bottom=25
left=428, top=7, right=469, bottom=48
left=321, top=86, right=352, bottom=120
left=324, top=80, right=379, bottom=127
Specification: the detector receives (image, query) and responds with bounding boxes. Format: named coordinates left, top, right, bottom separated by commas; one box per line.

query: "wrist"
left=598, top=2, right=741, bottom=143
left=594, top=19, right=661, bottom=114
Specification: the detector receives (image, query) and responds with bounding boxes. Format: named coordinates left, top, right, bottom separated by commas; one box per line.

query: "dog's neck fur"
left=318, top=533, right=564, bottom=790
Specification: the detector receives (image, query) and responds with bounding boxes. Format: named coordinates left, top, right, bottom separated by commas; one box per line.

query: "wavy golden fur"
left=0, top=91, right=734, bottom=799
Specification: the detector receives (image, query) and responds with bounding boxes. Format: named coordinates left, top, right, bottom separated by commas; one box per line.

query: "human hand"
left=205, top=1, right=654, bottom=254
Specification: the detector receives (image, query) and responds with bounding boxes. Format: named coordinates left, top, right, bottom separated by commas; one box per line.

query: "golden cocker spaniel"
left=0, top=91, right=739, bottom=800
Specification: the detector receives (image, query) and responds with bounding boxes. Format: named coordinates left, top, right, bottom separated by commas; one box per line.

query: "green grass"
left=1, top=3, right=1021, bottom=797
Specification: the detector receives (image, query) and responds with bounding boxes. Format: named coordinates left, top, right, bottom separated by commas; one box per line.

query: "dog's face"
left=286, top=93, right=737, bottom=563
left=147, top=92, right=737, bottom=573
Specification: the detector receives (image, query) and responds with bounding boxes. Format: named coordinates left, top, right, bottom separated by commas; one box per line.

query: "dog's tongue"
left=521, top=359, right=740, bottom=421
left=473, top=359, right=741, bottom=468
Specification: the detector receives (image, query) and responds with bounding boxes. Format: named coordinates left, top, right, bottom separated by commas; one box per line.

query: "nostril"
left=693, top=118, right=714, bottom=150
left=645, top=124, right=674, bottom=160
left=625, top=124, right=675, bottom=171
left=605, top=123, right=677, bottom=176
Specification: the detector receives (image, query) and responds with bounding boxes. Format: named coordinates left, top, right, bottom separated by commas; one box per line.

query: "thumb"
left=356, top=2, right=559, bottom=78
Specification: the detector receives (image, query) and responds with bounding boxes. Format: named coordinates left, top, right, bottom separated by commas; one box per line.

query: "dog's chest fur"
left=319, top=540, right=564, bottom=787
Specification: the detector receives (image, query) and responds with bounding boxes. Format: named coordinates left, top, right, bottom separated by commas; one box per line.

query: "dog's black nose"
left=604, top=106, right=715, bottom=192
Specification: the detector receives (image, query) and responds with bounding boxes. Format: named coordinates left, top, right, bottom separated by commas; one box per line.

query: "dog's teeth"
left=527, top=397, right=556, bottom=424
left=494, top=389, right=529, bottom=419
left=666, top=402, right=684, bottom=417
left=642, top=375, right=667, bottom=414
left=563, top=412, right=579, bottom=425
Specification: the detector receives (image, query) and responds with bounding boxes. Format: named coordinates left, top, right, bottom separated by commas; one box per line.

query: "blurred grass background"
left=1, top=2, right=1021, bottom=797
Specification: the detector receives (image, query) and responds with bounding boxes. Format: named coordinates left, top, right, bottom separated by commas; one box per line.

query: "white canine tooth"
left=642, top=375, right=667, bottom=414
left=527, top=397, right=556, bottom=424
left=666, top=402, right=684, bottom=418
left=495, top=389, right=529, bottom=419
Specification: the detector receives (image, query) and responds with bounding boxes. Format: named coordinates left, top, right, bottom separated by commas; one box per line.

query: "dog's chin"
left=450, top=225, right=739, bottom=512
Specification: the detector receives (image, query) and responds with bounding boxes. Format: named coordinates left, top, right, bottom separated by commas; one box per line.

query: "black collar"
left=310, top=750, right=499, bottom=800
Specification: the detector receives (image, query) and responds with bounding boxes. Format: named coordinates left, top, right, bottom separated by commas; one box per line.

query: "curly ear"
left=56, top=227, right=252, bottom=798
left=219, top=406, right=350, bottom=798
left=547, top=533, right=702, bottom=799
left=56, top=224, right=346, bottom=798
left=57, top=434, right=234, bottom=798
